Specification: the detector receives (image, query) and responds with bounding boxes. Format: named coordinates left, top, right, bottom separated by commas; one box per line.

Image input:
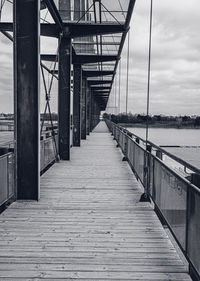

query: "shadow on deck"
left=0, top=121, right=192, bottom=280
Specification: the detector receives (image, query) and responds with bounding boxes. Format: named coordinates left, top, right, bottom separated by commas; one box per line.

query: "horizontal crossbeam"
left=88, top=80, right=112, bottom=85
left=63, top=22, right=126, bottom=38
left=83, top=70, right=114, bottom=77
left=41, top=54, right=118, bottom=64
left=90, top=86, right=111, bottom=91
left=93, top=91, right=110, bottom=95
left=73, top=54, right=118, bottom=64
left=0, top=22, right=126, bottom=38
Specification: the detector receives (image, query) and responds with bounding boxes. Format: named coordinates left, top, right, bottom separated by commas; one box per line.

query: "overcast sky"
left=0, top=0, right=200, bottom=115
left=108, top=0, right=200, bottom=115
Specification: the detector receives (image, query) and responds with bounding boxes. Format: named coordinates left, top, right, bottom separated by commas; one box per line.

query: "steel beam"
left=0, top=22, right=58, bottom=37
left=41, top=53, right=118, bottom=64
left=63, top=22, right=126, bottom=37
left=93, top=90, right=110, bottom=94
left=44, top=0, right=63, bottom=32
left=87, top=80, right=112, bottom=86
left=73, top=54, right=118, bottom=64
left=81, top=77, right=87, bottom=139
left=82, top=70, right=114, bottom=77
left=73, top=64, right=82, bottom=146
left=41, top=63, right=58, bottom=80
left=90, top=86, right=111, bottom=91
left=41, top=54, right=57, bottom=61
left=0, top=22, right=126, bottom=38
left=90, top=94, right=94, bottom=132
left=86, top=86, right=91, bottom=135
left=14, top=0, right=40, bottom=200
left=58, top=36, right=72, bottom=160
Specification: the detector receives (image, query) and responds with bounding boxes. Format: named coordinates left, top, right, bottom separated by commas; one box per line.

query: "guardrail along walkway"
left=0, top=121, right=192, bottom=280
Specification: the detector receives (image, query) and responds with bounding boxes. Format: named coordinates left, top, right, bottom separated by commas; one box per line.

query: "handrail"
left=0, top=151, right=13, bottom=160
left=0, top=134, right=58, bottom=211
left=112, top=121, right=200, bottom=175
left=105, top=118, right=200, bottom=280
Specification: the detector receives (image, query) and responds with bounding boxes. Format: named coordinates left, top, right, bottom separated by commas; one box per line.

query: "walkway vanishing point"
left=0, top=122, right=192, bottom=281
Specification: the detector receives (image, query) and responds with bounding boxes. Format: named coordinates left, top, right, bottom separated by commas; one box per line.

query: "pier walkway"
left=0, top=122, right=192, bottom=280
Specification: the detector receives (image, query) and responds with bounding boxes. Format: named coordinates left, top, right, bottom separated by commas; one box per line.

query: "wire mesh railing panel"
left=127, top=137, right=134, bottom=166
left=187, top=187, right=200, bottom=276
left=134, top=143, right=145, bottom=184
left=0, top=153, right=14, bottom=206
left=121, top=133, right=126, bottom=154
left=153, top=158, right=187, bottom=250
left=0, top=155, right=8, bottom=205
left=40, top=135, right=58, bottom=171
left=7, top=153, right=14, bottom=198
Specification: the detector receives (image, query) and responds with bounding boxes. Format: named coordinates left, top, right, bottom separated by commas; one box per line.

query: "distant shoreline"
left=119, top=123, right=200, bottom=129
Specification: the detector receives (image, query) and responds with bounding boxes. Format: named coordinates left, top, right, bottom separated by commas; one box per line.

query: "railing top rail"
left=0, top=140, right=14, bottom=146
left=109, top=120, right=200, bottom=175
left=151, top=153, right=200, bottom=195
left=0, top=152, right=13, bottom=160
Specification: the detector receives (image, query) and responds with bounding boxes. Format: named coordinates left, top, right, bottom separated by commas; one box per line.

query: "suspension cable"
left=145, top=0, right=153, bottom=148
left=115, top=74, right=117, bottom=114
left=125, top=30, right=130, bottom=115
left=118, top=59, right=121, bottom=114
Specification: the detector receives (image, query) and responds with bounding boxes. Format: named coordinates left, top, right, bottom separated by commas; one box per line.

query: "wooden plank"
left=0, top=121, right=192, bottom=280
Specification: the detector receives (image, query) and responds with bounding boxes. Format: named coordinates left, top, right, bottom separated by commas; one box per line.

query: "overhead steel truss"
left=0, top=0, right=136, bottom=109
left=0, top=0, right=136, bottom=200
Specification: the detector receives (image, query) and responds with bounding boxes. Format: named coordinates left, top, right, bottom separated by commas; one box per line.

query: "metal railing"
left=106, top=119, right=200, bottom=281
left=0, top=132, right=58, bottom=209
left=0, top=152, right=14, bottom=207
left=40, top=134, right=58, bottom=172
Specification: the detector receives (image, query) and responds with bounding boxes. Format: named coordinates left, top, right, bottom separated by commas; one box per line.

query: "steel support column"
left=14, top=0, right=40, bottom=200
left=73, top=64, right=82, bottom=146
left=86, top=85, right=91, bottom=135
left=81, top=76, right=87, bottom=139
left=58, top=36, right=72, bottom=160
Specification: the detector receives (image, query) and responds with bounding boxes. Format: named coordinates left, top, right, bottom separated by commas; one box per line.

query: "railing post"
left=136, top=137, right=140, bottom=144
left=122, top=133, right=128, bottom=161
left=140, top=144, right=151, bottom=202
left=156, top=150, right=163, bottom=160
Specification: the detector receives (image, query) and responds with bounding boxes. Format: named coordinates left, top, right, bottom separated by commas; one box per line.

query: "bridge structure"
left=0, top=1, right=199, bottom=280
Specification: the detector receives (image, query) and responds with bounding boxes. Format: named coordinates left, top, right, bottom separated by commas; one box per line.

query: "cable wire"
left=125, top=30, right=130, bottom=114
left=145, top=0, right=153, bottom=148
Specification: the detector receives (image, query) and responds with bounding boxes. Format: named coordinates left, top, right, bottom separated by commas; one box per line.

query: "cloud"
left=0, top=1, right=200, bottom=116
left=109, top=0, right=200, bottom=115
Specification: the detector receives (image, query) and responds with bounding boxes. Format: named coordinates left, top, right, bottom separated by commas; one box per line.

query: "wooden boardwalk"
left=0, top=121, right=192, bottom=280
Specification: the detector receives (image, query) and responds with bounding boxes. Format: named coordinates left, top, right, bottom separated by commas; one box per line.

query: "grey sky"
left=107, top=0, right=200, bottom=115
left=0, top=0, right=200, bottom=115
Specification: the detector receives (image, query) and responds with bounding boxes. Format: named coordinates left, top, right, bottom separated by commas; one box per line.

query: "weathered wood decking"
left=0, top=122, right=192, bottom=280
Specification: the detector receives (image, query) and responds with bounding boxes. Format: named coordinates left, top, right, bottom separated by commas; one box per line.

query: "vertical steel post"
left=73, top=64, right=82, bottom=146
left=86, top=84, right=91, bottom=135
left=90, top=91, right=94, bottom=132
left=81, top=76, right=87, bottom=139
left=14, top=0, right=40, bottom=200
left=58, top=36, right=72, bottom=160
